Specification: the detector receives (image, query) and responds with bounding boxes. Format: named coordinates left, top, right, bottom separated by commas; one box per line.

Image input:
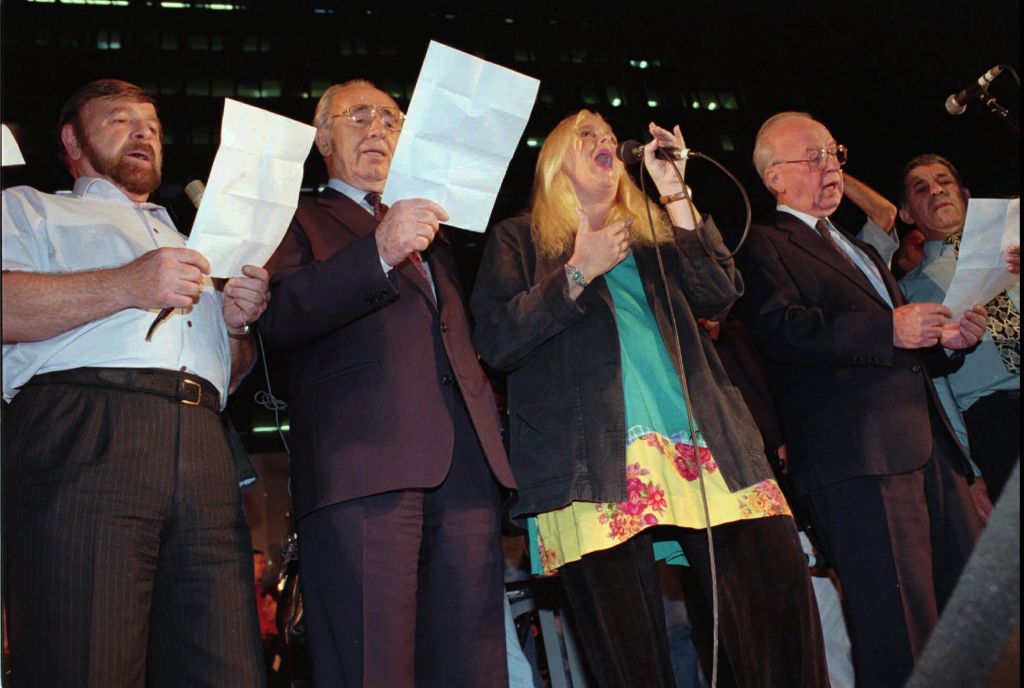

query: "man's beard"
left=80, top=133, right=162, bottom=197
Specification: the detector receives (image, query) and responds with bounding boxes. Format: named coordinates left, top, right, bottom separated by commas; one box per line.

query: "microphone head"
left=945, top=94, right=967, bottom=116
left=615, top=140, right=644, bottom=165
left=184, top=179, right=206, bottom=208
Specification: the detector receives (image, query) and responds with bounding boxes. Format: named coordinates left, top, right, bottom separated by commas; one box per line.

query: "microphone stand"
left=978, top=92, right=1019, bottom=134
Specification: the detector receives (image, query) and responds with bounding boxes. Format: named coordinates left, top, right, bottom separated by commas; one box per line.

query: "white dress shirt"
left=2, top=177, right=231, bottom=404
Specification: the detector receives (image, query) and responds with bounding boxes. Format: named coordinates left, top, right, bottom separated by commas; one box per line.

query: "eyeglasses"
left=771, top=144, right=848, bottom=169
left=331, top=104, right=405, bottom=132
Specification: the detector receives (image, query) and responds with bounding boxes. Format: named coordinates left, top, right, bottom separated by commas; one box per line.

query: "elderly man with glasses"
left=736, top=112, right=987, bottom=688
left=258, top=79, right=515, bottom=688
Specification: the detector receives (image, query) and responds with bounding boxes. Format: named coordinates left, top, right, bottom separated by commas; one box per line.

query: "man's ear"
left=60, top=123, right=83, bottom=162
left=898, top=205, right=915, bottom=225
left=314, top=128, right=332, bottom=157
left=764, top=166, right=784, bottom=195
left=963, top=186, right=971, bottom=201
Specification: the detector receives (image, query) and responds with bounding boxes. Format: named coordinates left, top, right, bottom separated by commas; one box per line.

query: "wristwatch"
left=227, top=324, right=251, bottom=340
left=565, top=263, right=589, bottom=288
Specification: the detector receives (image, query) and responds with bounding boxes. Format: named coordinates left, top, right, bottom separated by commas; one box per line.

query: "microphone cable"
left=621, top=141, right=753, bottom=261
left=253, top=325, right=290, bottom=456
left=637, top=154, right=724, bottom=688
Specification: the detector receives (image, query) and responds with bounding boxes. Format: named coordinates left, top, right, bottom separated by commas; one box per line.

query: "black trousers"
left=962, top=389, right=1020, bottom=502
left=296, top=392, right=507, bottom=688
left=801, top=405, right=981, bottom=688
left=558, top=515, right=829, bottom=688
left=2, top=379, right=264, bottom=688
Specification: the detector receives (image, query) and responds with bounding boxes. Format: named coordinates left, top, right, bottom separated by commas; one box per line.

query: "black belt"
left=26, top=367, right=220, bottom=412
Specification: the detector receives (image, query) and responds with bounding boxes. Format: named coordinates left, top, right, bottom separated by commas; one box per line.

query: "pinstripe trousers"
left=2, top=379, right=264, bottom=687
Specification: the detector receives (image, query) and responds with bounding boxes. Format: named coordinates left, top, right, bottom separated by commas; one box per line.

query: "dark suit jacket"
left=259, top=188, right=514, bottom=521
left=738, top=211, right=968, bottom=497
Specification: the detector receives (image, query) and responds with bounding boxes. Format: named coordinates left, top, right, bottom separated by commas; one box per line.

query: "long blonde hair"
left=529, top=110, right=673, bottom=258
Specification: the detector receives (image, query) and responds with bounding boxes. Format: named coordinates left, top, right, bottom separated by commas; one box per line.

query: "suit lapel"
left=319, top=187, right=438, bottom=309
left=406, top=247, right=439, bottom=310
left=317, top=187, right=377, bottom=239
left=774, top=211, right=893, bottom=309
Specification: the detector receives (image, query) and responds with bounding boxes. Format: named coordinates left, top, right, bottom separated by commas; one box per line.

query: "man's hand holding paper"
left=187, top=99, right=316, bottom=278
left=942, top=198, right=1021, bottom=315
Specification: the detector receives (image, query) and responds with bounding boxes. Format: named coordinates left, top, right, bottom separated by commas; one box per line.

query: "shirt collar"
left=326, top=177, right=375, bottom=214
left=73, top=176, right=167, bottom=213
left=922, top=237, right=955, bottom=262
left=777, top=203, right=828, bottom=231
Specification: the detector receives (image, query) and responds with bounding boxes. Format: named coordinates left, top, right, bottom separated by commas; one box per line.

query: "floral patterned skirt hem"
left=531, top=428, right=790, bottom=576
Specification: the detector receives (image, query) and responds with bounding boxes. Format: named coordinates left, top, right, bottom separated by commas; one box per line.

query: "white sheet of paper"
left=943, top=198, right=1020, bottom=315
left=382, top=41, right=539, bottom=233
left=187, top=99, right=315, bottom=277
left=2, top=124, right=26, bottom=166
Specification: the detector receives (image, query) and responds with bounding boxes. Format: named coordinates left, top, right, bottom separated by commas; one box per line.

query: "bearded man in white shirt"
left=1, top=79, right=270, bottom=688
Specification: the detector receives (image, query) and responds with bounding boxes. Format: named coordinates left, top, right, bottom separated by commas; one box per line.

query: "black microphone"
left=145, top=180, right=206, bottom=341
left=615, top=140, right=693, bottom=165
left=945, top=65, right=1004, bottom=116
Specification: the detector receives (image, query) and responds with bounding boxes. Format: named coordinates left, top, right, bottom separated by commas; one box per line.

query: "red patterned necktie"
left=364, top=191, right=388, bottom=222
left=365, top=191, right=431, bottom=284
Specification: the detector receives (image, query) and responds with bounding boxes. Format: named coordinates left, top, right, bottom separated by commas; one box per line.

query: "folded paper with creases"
left=943, top=198, right=1020, bottom=315
left=382, top=41, right=540, bottom=233
left=187, top=99, right=315, bottom=277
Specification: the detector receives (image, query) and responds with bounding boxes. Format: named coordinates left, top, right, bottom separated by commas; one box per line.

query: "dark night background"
left=2, top=0, right=1020, bottom=446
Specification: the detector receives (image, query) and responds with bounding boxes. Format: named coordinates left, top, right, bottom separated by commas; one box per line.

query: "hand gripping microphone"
left=615, top=140, right=693, bottom=165
left=945, top=65, right=1004, bottom=116
left=145, top=180, right=207, bottom=341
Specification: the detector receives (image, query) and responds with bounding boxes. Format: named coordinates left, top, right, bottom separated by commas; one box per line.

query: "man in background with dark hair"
left=858, top=154, right=1020, bottom=504
left=2, top=78, right=269, bottom=687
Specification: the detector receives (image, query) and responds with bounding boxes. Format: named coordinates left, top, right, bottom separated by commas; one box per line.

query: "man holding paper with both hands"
left=2, top=79, right=270, bottom=686
left=259, top=79, right=516, bottom=687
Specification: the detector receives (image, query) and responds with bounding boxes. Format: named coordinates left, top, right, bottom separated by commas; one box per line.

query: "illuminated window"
left=159, top=79, right=182, bottom=95
left=261, top=80, right=282, bottom=98
left=190, top=124, right=211, bottom=145
left=719, top=133, right=735, bottom=152
left=161, top=33, right=179, bottom=50
left=212, top=79, right=233, bottom=97
left=187, top=33, right=209, bottom=51
left=606, top=86, right=624, bottom=108
left=237, top=81, right=260, bottom=98
left=96, top=29, right=122, bottom=50
left=310, top=79, right=331, bottom=98
left=719, top=92, right=739, bottom=110
left=187, top=78, right=210, bottom=96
